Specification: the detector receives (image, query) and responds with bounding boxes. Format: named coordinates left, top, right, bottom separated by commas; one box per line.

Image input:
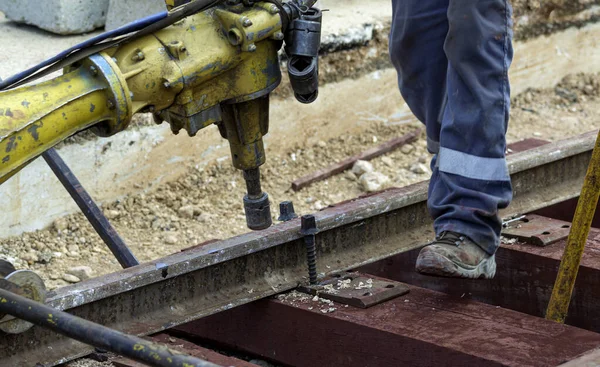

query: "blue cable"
left=0, top=10, right=168, bottom=90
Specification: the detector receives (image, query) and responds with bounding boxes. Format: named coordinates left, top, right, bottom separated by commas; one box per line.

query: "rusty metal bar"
left=43, top=148, right=139, bottom=268
left=0, top=131, right=596, bottom=367
left=547, top=130, right=600, bottom=323
left=291, top=129, right=423, bottom=191
left=0, top=288, right=220, bottom=367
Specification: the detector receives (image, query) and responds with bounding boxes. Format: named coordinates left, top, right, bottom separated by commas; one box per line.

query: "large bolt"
left=242, top=17, right=253, bottom=27
left=278, top=201, right=298, bottom=222
left=269, top=4, right=279, bottom=14
left=131, top=51, right=145, bottom=62
left=300, top=215, right=318, bottom=285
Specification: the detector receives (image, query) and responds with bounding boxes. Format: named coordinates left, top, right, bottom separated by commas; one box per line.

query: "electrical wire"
left=0, top=0, right=222, bottom=91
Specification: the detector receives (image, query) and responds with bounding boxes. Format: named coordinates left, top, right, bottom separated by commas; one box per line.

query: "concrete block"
left=0, top=0, right=109, bottom=35
left=106, top=0, right=166, bottom=31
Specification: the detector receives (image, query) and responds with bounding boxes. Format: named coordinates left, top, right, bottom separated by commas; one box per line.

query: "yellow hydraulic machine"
left=0, top=0, right=322, bottom=230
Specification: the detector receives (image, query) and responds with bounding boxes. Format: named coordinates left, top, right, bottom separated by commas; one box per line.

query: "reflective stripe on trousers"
left=390, top=0, right=514, bottom=254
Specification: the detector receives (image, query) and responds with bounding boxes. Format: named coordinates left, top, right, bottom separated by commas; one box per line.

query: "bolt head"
left=163, top=81, right=171, bottom=88
left=269, top=4, right=279, bottom=14
left=273, top=32, right=284, bottom=41
left=242, top=17, right=253, bottom=27
left=248, top=44, right=257, bottom=52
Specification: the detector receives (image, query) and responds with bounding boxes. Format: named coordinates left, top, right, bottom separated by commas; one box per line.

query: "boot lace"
left=433, top=232, right=466, bottom=247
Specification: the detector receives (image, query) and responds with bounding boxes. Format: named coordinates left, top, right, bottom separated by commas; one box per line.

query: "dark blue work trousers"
left=390, top=0, right=514, bottom=254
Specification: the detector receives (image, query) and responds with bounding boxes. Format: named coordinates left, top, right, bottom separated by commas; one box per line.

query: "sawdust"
left=1, top=72, right=599, bottom=291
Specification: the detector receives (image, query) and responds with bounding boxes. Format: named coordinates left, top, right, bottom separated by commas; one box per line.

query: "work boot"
left=415, top=232, right=496, bottom=279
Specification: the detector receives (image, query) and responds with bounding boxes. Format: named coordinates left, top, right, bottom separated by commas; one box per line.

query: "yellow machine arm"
left=0, top=0, right=322, bottom=230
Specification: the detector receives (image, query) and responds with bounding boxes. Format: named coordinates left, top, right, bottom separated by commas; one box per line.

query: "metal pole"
left=0, top=288, right=220, bottom=367
left=42, top=148, right=139, bottom=268
left=546, top=130, right=600, bottom=323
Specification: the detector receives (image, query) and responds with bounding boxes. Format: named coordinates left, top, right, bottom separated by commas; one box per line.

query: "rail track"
left=0, top=131, right=599, bottom=366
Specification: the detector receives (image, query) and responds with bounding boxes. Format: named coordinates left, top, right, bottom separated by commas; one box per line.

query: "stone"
left=67, top=244, right=80, bottom=253
left=62, top=274, right=81, bottom=283
left=313, top=201, right=326, bottom=211
left=410, top=163, right=430, bottom=175
left=418, top=155, right=429, bottom=164
left=66, top=266, right=95, bottom=281
left=38, top=251, right=54, bottom=264
left=317, top=140, right=327, bottom=148
left=381, top=156, right=394, bottom=167
left=53, top=217, right=69, bottom=232
left=0, top=0, right=110, bottom=35
left=400, top=144, right=415, bottom=154
left=105, top=0, right=166, bottom=30
left=164, top=233, right=178, bottom=245
left=196, top=213, right=211, bottom=223
left=344, top=170, right=357, bottom=181
left=359, top=172, right=389, bottom=193
left=104, top=210, right=120, bottom=220
left=178, top=205, right=196, bottom=219
left=21, top=252, right=38, bottom=265
left=352, top=160, right=374, bottom=176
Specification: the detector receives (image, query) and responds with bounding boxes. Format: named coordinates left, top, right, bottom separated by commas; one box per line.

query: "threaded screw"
left=301, top=215, right=318, bottom=285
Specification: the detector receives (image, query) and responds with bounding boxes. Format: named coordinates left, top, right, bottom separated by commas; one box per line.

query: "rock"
left=66, top=266, right=95, bottom=281
left=104, top=210, right=120, bottom=220
left=344, top=170, right=357, bottom=181
left=164, top=234, right=178, bottom=245
left=400, top=144, right=415, bottom=154
left=21, top=252, right=38, bottom=265
left=105, top=0, right=166, bottom=30
left=381, top=156, right=394, bottom=167
left=178, top=205, right=196, bottom=219
left=555, top=87, right=578, bottom=103
left=352, top=160, right=374, bottom=176
left=62, top=274, right=81, bottom=283
left=38, top=251, right=54, bottom=264
left=0, top=0, right=109, bottom=35
left=359, top=172, right=390, bottom=192
left=313, top=201, right=326, bottom=211
left=418, top=155, right=429, bottom=164
left=584, top=85, right=595, bottom=95
left=410, top=163, right=430, bottom=175
left=196, top=213, right=211, bottom=223
left=53, top=218, right=69, bottom=232
left=67, top=244, right=80, bottom=253
left=317, top=140, right=327, bottom=148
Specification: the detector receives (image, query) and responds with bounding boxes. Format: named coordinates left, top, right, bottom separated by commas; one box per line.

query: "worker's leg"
left=417, top=0, right=514, bottom=278
left=389, top=0, right=449, bottom=153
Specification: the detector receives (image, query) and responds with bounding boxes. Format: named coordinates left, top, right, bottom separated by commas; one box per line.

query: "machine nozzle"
left=243, top=168, right=272, bottom=230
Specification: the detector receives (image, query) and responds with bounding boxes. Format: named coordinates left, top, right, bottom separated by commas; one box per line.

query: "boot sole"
left=415, top=251, right=497, bottom=280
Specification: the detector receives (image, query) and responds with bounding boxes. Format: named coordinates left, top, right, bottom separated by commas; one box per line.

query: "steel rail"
left=0, top=131, right=596, bottom=367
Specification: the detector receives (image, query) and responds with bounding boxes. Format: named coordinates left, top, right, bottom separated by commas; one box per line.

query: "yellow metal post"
left=546, top=129, right=600, bottom=323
